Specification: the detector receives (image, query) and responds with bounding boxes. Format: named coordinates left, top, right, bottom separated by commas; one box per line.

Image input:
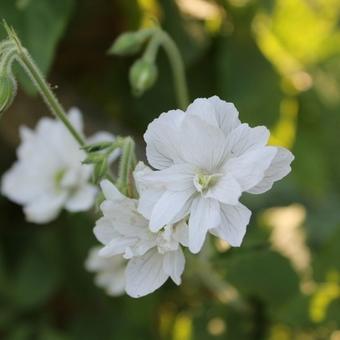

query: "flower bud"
left=129, top=59, right=158, bottom=96
left=108, top=30, right=153, bottom=56
left=0, top=72, right=17, bottom=115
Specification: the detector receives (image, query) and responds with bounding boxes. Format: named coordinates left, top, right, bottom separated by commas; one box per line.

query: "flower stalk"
left=1, top=22, right=86, bottom=146
left=157, top=29, right=189, bottom=110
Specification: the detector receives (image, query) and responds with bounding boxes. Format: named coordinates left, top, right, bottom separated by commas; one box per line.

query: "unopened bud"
left=129, top=59, right=158, bottom=96
left=108, top=29, right=153, bottom=56
left=0, top=72, right=17, bottom=115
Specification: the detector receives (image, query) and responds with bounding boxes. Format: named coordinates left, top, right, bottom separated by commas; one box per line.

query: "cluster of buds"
left=82, top=139, right=123, bottom=184
left=108, top=28, right=160, bottom=96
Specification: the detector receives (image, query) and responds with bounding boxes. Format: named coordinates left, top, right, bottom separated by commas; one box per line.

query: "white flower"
left=135, top=96, right=294, bottom=253
left=94, top=179, right=188, bottom=298
left=1, top=108, right=118, bottom=224
left=85, top=246, right=126, bottom=297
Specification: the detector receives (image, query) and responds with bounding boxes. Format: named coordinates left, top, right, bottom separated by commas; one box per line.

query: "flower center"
left=193, top=173, right=217, bottom=193
left=54, top=168, right=66, bottom=191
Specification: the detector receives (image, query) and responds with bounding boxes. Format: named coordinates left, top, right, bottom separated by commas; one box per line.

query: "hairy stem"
left=6, top=26, right=86, bottom=146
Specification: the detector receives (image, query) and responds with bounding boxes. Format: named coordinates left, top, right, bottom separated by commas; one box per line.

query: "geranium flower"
left=136, top=96, right=294, bottom=253
left=85, top=246, right=126, bottom=297
left=94, top=179, right=188, bottom=298
left=1, top=108, right=117, bottom=223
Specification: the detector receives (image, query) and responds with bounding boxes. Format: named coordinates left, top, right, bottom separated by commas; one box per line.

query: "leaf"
left=225, top=250, right=300, bottom=307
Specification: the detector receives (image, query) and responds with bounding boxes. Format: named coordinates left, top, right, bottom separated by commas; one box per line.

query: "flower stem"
left=157, top=29, right=189, bottom=110
left=6, top=25, right=86, bottom=147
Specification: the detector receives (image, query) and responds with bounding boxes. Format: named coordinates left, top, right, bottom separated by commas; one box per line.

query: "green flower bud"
left=108, top=29, right=153, bottom=56
left=0, top=72, right=17, bottom=115
left=129, top=59, right=158, bottom=96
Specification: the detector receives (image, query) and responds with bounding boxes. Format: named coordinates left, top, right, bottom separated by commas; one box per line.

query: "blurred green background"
left=1, top=0, right=340, bottom=339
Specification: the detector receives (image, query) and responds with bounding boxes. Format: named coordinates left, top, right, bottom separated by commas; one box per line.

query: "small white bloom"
left=85, top=246, right=126, bottom=297
left=94, top=179, right=188, bottom=298
left=1, top=108, right=117, bottom=224
left=136, top=96, right=294, bottom=253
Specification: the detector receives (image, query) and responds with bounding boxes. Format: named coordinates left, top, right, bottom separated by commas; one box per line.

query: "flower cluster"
left=90, top=96, right=294, bottom=297
left=1, top=97, right=294, bottom=298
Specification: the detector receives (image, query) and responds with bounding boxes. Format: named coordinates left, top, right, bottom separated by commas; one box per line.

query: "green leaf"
left=225, top=250, right=300, bottom=307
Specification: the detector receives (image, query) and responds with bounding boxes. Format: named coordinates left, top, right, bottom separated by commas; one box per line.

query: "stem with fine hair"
left=5, top=25, right=86, bottom=147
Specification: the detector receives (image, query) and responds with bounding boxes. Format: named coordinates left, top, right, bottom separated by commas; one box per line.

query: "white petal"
left=173, top=220, right=189, bottom=247
left=99, top=200, right=147, bottom=237
left=125, top=249, right=168, bottom=298
left=24, top=192, right=67, bottom=224
left=65, top=184, right=97, bottom=212
left=100, top=180, right=125, bottom=202
left=247, top=147, right=294, bottom=194
left=99, top=237, right=136, bottom=257
left=85, top=248, right=126, bottom=296
left=226, top=146, right=277, bottom=191
left=144, top=109, right=185, bottom=169
left=137, top=187, right=163, bottom=220
left=187, top=96, right=240, bottom=135
left=93, top=217, right=118, bottom=245
left=210, top=203, right=251, bottom=247
left=225, top=123, right=270, bottom=157
left=180, top=115, right=228, bottom=172
left=106, top=272, right=126, bottom=296
left=188, top=197, right=221, bottom=253
left=134, top=162, right=168, bottom=219
left=139, top=163, right=196, bottom=191
left=163, top=248, right=185, bottom=285
left=1, top=162, right=48, bottom=203
left=149, top=189, right=195, bottom=232
left=206, top=173, right=241, bottom=205
left=133, top=161, right=153, bottom=194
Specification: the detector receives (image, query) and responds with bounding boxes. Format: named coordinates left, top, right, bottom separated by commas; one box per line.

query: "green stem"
left=8, top=29, right=86, bottom=147
left=158, top=30, right=190, bottom=110
left=143, top=33, right=162, bottom=63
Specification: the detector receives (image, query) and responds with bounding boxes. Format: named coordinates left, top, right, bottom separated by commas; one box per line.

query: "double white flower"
left=1, top=108, right=117, bottom=223
left=94, top=179, right=188, bottom=298
left=135, top=96, right=294, bottom=253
